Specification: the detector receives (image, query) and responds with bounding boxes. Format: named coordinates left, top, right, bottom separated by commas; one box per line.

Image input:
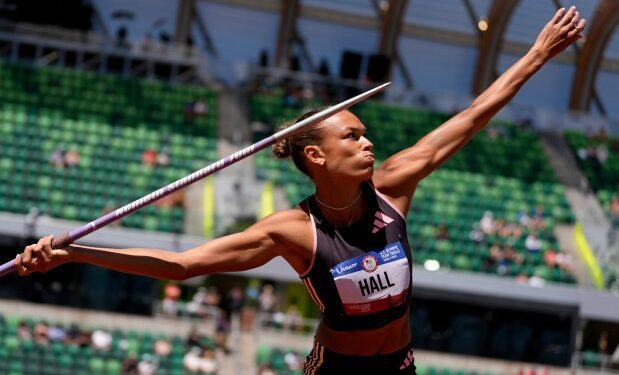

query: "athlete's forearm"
left=469, top=47, right=546, bottom=125
left=68, top=244, right=187, bottom=280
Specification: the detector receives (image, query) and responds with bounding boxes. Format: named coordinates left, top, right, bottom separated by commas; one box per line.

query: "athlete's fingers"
left=550, top=7, right=565, bottom=25
left=15, top=254, right=30, bottom=276
left=20, top=244, right=35, bottom=267
left=40, top=235, right=54, bottom=263
left=567, top=19, right=586, bottom=38
left=561, top=11, right=580, bottom=33
left=558, top=6, right=576, bottom=27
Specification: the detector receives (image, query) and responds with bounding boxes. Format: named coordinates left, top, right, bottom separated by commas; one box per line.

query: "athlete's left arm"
left=374, top=7, right=585, bottom=204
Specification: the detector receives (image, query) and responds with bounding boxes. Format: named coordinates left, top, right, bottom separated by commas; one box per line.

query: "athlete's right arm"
left=15, top=209, right=312, bottom=280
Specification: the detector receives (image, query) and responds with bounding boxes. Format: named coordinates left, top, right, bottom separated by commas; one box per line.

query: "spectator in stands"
left=258, top=284, right=276, bottom=314
left=518, top=210, right=531, bottom=227
left=480, top=211, right=496, bottom=235
left=282, top=86, right=303, bottom=108
left=596, top=143, right=609, bottom=165
left=284, top=350, right=303, bottom=372
left=137, top=353, right=158, bottom=375
left=205, top=286, right=221, bottom=308
left=122, top=352, right=139, bottom=374
left=50, top=146, right=66, bottom=168
left=531, top=205, right=547, bottom=231
left=556, top=250, right=573, bottom=271
left=187, top=326, right=204, bottom=349
left=65, top=146, right=80, bottom=167
left=494, top=218, right=509, bottom=238
left=435, top=223, right=450, bottom=241
left=525, top=232, right=543, bottom=252
left=162, top=282, right=181, bottom=316
left=153, top=337, right=172, bottom=357
left=544, top=249, right=558, bottom=268
left=156, top=148, right=170, bottom=167
left=65, top=323, right=81, bottom=345
left=200, top=347, right=218, bottom=374
left=469, top=226, right=485, bottom=243
left=215, top=305, right=232, bottom=354
left=142, top=149, right=158, bottom=166
left=503, top=245, right=524, bottom=267
left=33, top=321, right=49, bottom=345
left=225, top=286, right=245, bottom=317
left=18, top=9, right=587, bottom=373
left=193, top=99, right=208, bottom=117
left=598, top=331, right=609, bottom=355
left=48, top=323, right=66, bottom=343
left=483, top=243, right=502, bottom=272
left=116, top=26, right=129, bottom=49
left=186, top=286, right=208, bottom=317
left=284, top=303, right=303, bottom=331
left=503, top=221, right=523, bottom=239
left=18, top=320, right=31, bottom=341
left=91, top=329, right=112, bottom=351
left=183, top=346, right=203, bottom=373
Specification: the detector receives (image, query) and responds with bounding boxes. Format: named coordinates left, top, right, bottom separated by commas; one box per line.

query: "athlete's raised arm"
left=15, top=209, right=313, bottom=280
left=374, top=7, right=585, bottom=202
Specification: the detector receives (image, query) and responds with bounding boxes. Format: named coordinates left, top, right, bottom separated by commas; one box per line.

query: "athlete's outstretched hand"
left=532, top=6, right=586, bottom=61
left=15, top=235, right=71, bottom=276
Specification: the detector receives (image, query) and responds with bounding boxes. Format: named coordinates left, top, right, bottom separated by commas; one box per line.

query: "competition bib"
left=330, top=242, right=410, bottom=315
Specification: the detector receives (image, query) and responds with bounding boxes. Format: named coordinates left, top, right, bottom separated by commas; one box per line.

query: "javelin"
left=0, top=82, right=390, bottom=277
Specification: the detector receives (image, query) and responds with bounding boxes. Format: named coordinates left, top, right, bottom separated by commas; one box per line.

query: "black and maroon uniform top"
left=299, top=181, right=413, bottom=331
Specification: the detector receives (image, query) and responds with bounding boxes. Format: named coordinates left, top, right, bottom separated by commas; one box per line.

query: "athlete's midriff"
left=315, top=308, right=411, bottom=356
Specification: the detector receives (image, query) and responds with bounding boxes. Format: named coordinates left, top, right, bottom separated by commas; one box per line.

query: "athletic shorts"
left=303, top=339, right=416, bottom=374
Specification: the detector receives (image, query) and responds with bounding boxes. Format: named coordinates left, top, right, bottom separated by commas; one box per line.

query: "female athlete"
left=16, top=8, right=585, bottom=374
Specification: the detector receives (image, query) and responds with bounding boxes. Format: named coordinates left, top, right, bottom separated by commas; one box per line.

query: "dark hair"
left=272, top=108, right=326, bottom=177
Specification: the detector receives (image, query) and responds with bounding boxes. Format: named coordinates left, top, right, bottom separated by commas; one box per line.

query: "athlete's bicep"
left=179, top=209, right=313, bottom=278
left=180, top=226, right=281, bottom=278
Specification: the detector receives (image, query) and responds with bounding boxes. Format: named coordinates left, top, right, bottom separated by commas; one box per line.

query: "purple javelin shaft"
left=0, top=82, right=390, bottom=277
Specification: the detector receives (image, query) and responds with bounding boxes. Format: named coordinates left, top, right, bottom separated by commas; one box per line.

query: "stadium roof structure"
left=194, top=0, right=619, bottom=115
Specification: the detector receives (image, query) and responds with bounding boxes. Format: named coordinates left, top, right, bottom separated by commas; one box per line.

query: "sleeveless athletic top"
left=299, top=181, right=413, bottom=331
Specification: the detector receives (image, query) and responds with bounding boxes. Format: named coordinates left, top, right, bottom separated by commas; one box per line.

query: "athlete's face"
left=307, top=111, right=375, bottom=181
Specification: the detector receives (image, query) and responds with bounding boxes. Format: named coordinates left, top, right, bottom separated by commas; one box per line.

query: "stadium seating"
left=0, top=61, right=218, bottom=232
left=564, top=130, right=619, bottom=222
left=252, top=94, right=576, bottom=283
left=0, top=61, right=217, bottom=136
left=0, top=313, right=214, bottom=375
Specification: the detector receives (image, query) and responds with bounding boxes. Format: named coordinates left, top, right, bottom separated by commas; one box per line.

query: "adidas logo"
left=399, top=349, right=414, bottom=369
left=372, top=211, right=394, bottom=233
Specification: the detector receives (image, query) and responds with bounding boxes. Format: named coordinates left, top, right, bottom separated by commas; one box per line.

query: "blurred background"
left=0, top=0, right=618, bottom=374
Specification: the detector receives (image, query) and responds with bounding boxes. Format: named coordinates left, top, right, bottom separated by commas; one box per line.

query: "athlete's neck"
left=314, top=183, right=363, bottom=211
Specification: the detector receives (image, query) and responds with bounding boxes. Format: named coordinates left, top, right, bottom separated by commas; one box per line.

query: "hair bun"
left=272, top=138, right=292, bottom=158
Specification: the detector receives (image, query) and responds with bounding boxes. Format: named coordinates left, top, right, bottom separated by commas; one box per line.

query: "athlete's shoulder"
left=252, top=207, right=312, bottom=238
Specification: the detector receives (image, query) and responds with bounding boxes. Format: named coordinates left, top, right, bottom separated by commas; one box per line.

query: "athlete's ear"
left=305, top=145, right=326, bottom=167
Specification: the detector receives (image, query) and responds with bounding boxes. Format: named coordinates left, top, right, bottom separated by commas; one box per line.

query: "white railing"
left=0, top=20, right=203, bottom=66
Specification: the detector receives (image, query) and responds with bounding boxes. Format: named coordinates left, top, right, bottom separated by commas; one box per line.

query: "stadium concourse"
left=1, top=0, right=619, bottom=374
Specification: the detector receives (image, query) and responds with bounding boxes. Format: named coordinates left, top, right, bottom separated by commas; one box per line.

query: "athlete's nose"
left=360, top=136, right=374, bottom=152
